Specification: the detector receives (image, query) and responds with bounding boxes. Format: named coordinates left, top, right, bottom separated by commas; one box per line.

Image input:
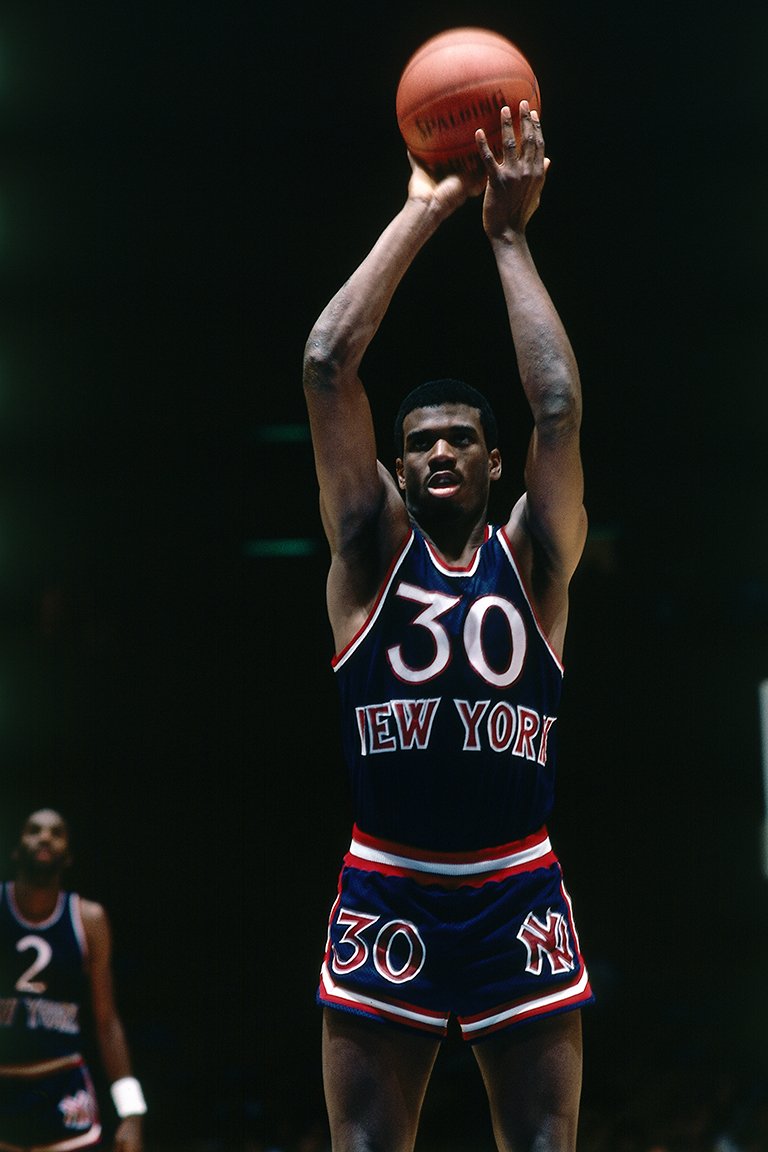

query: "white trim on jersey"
left=68, top=895, right=88, bottom=964
left=5, top=884, right=66, bottom=933
left=496, top=528, right=565, bottom=675
left=333, top=532, right=416, bottom=670
left=422, top=527, right=490, bottom=578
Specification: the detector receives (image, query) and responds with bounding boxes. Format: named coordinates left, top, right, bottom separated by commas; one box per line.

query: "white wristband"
left=110, top=1076, right=147, bottom=1118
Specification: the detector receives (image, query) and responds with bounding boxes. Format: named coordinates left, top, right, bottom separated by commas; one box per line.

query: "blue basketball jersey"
left=0, top=883, right=89, bottom=1063
left=333, top=525, right=564, bottom=851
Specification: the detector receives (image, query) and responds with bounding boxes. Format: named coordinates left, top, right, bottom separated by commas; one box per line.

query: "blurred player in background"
left=0, top=807, right=147, bottom=1152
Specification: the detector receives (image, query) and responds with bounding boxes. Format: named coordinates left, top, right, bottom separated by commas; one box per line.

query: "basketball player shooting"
left=303, top=101, right=592, bottom=1152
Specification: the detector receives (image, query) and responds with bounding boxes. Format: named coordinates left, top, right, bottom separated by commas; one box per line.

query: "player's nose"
left=429, top=438, right=455, bottom=462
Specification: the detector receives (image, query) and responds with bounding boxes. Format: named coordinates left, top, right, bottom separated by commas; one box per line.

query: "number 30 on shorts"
left=331, top=907, right=426, bottom=984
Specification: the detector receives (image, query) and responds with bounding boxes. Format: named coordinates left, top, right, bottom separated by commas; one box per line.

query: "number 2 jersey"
left=0, top=883, right=89, bottom=1064
left=333, top=524, right=565, bottom=852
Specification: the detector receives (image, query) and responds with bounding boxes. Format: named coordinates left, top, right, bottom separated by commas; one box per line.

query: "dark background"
left=1, top=2, right=767, bottom=1148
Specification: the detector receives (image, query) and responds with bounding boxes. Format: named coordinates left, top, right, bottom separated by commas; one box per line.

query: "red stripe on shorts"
left=344, top=825, right=557, bottom=888
left=319, top=962, right=449, bottom=1037
left=458, top=966, right=594, bottom=1040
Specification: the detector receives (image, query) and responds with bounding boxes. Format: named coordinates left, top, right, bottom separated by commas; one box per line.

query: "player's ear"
left=395, top=458, right=406, bottom=490
left=489, top=448, right=502, bottom=481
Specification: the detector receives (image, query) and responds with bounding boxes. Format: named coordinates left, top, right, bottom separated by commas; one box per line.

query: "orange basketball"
left=396, top=27, right=541, bottom=179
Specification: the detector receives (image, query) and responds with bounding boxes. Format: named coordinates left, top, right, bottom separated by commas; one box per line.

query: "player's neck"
left=416, top=512, right=489, bottom=567
left=13, top=876, right=63, bottom=922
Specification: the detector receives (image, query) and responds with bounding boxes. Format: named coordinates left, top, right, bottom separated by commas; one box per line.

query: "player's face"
left=396, top=404, right=500, bottom=518
left=15, top=809, right=71, bottom=878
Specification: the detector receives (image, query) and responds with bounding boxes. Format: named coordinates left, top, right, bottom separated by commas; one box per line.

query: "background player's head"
left=12, top=808, right=72, bottom=881
left=393, top=379, right=499, bottom=460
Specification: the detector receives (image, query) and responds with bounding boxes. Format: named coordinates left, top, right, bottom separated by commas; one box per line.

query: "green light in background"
left=587, top=524, right=621, bottom=541
left=252, top=424, right=310, bottom=444
left=0, top=39, right=7, bottom=99
left=243, top=538, right=318, bottom=558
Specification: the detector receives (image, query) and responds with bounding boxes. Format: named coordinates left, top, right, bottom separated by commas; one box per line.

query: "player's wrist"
left=110, top=1076, right=147, bottom=1118
left=401, top=195, right=453, bottom=245
left=487, top=224, right=528, bottom=247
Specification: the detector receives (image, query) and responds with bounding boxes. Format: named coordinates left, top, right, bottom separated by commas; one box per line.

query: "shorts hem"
left=317, top=963, right=594, bottom=1043
left=317, top=963, right=448, bottom=1037
left=457, top=964, right=594, bottom=1040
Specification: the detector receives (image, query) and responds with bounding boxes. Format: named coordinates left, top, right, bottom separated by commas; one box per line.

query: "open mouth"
left=427, top=472, right=460, bottom=495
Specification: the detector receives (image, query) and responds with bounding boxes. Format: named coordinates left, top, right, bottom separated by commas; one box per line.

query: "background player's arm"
left=477, top=104, right=586, bottom=652
left=303, top=162, right=474, bottom=650
left=81, top=900, right=143, bottom=1152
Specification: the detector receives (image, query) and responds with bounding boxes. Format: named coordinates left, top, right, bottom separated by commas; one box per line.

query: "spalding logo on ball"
left=396, top=27, right=541, bottom=179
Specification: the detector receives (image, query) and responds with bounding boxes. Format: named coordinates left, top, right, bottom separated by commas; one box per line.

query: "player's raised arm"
left=303, top=163, right=473, bottom=645
left=476, top=103, right=586, bottom=597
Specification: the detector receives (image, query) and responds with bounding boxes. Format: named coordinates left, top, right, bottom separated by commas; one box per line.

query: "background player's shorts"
left=318, top=824, right=594, bottom=1042
left=0, top=1057, right=101, bottom=1152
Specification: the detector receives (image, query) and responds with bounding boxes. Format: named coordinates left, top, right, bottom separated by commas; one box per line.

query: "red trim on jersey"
left=422, top=524, right=492, bottom=576
left=497, top=526, right=565, bottom=674
left=332, top=530, right=414, bottom=669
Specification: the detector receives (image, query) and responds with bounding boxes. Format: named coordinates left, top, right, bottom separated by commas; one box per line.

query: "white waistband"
left=348, top=831, right=553, bottom=877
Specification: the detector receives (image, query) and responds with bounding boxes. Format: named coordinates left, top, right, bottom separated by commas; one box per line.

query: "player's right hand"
left=406, top=152, right=483, bottom=216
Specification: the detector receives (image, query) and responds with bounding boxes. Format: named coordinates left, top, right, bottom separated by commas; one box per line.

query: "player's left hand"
left=476, top=101, right=550, bottom=238
left=113, top=1115, right=143, bottom=1152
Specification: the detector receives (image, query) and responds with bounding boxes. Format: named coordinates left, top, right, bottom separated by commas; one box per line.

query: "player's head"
left=393, top=379, right=498, bottom=459
left=13, top=808, right=72, bottom=880
left=394, top=379, right=502, bottom=522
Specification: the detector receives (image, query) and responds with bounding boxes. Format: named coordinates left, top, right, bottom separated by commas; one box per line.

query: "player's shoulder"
left=501, top=494, right=533, bottom=560
left=331, top=463, right=409, bottom=578
left=376, top=461, right=409, bottom=534
left=77, top=897, right=110, bottom=932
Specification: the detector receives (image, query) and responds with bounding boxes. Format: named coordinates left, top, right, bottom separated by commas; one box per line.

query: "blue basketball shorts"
left=318, top=824, right=594, bottom=1042
left=0, top=1057, right=101, bottom=1152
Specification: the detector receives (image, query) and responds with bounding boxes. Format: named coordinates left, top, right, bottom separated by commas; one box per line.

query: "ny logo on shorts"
left=58, top=1089, right=96, bottom=1131
left=517, top=909, right=575, bottom=975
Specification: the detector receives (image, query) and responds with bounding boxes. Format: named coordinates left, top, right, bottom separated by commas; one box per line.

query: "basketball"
left=395, top=27, right=541, bottom=180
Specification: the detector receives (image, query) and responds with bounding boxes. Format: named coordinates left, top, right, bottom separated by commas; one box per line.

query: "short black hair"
left=394, top=379, right=498, bottom=458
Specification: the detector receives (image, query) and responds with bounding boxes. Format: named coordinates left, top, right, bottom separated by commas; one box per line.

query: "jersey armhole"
left=332, top=529, right=415, bottom=670
left=70, top=893, right=89, bottom=964
left=497, top=526, right=565, bottom=676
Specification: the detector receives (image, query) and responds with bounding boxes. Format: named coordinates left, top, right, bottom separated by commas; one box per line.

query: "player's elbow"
left=303, top=328, right=341, bottom=393
left=533, top=371, right=582, bottom=437
left=303, top=316, right=362, bottom=393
